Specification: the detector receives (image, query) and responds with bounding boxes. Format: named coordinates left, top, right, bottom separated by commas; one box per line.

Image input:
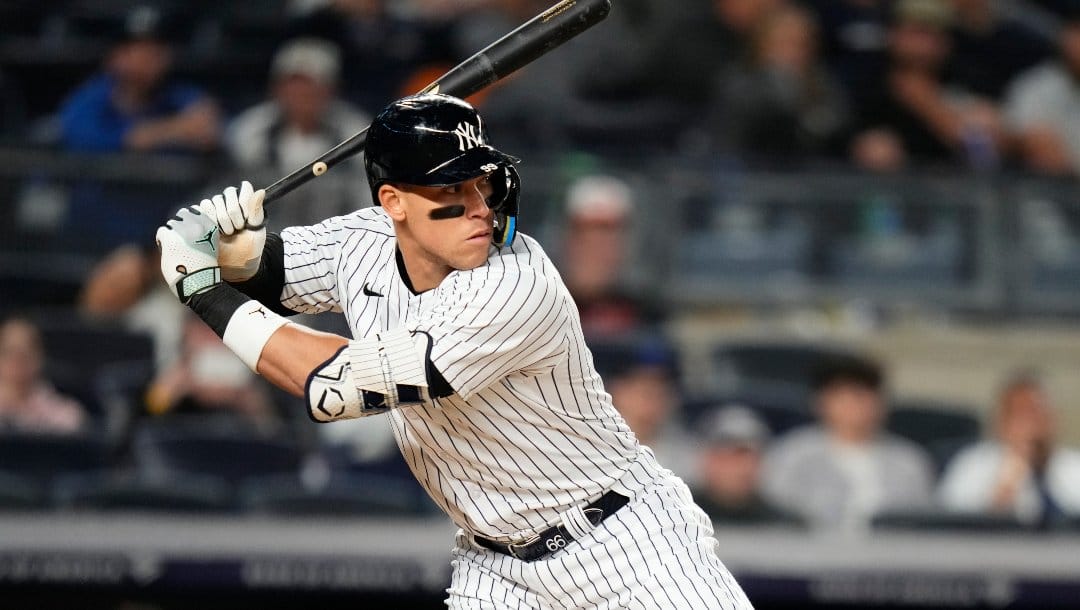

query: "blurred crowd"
left=1, top=1, right=1080, bottom=168
left=0, top=0, right=1079, bottom=531
left=3, top=1, right=1080, bottom=170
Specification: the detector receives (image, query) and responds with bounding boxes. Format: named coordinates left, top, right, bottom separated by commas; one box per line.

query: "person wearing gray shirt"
left=762, top=355, right=935, bottom=532
left=1005, top=9, right=1080, bottom=175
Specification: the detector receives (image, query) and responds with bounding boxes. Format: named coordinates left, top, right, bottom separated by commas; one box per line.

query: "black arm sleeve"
left=228, top=232, right=297, bottom=317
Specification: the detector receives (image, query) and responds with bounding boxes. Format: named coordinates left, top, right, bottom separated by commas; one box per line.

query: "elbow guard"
left=305, top=328, right=434, bottom=422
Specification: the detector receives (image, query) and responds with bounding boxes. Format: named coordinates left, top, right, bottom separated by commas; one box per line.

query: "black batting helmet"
left=365, top=93, right=521, bottom=248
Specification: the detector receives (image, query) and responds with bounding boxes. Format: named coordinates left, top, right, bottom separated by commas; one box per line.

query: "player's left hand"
left=155, top=202, right=223, bottom=303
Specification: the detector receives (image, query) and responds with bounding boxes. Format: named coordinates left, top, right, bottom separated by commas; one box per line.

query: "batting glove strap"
left=156, top=203, right=224, bottom=303
left=176, top=267, right=222, bottom=302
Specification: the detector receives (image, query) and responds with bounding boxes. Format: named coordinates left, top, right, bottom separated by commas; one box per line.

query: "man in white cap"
left=558, top=175, right=661, bottom=337
left=226, top=37, right=372, bottom=229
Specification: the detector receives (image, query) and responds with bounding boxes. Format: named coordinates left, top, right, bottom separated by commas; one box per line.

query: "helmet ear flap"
left=489, top=165, right=520, bottom=248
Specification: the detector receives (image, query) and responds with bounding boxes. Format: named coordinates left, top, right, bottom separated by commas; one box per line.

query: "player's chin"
left=452, top=244, right=493, bottom=270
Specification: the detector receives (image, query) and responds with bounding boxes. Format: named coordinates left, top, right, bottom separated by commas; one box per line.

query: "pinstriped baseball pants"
left=446, top=472, right=754, bottom=609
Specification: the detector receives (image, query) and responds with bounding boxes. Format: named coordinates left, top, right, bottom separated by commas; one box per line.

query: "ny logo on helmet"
left=453, top=121, right=483, bottom=152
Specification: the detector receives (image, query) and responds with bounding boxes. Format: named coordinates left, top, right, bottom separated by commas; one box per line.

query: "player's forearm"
left=256, top=324, right=347, bottom=396
left=185, top=283, right=346, bottom=397
left=1017, top=129, right=1074, bottom=174
left=125, top=101, right=221, bottom=151
left=905, top=97, right=965, bottom=148
left=177, top=100, right=222, bottom=149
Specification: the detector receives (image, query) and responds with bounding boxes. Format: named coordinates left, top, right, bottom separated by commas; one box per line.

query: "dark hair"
left=109, top=5, right=185, bottom=46
left=997, top=369, right=1043, bottom=399
left=591, top=333, right=677, bottom=382
left=1060, top=2, right=1080, bottom=24
left=811, top=355, right=883, bottom=392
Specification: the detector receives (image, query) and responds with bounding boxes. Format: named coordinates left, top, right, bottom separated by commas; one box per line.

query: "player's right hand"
left=205, top=180, right=266, bottom=282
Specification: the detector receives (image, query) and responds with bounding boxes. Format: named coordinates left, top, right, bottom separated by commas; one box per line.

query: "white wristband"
left=222, top=301, right=290, bottom=371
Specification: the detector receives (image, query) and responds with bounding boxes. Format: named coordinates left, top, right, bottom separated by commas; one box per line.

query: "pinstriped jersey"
left=278, top=206, right=642, bottom=540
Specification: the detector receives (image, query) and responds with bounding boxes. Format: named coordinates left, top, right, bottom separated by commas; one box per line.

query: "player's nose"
left=464, top=182, right=492, bottom=219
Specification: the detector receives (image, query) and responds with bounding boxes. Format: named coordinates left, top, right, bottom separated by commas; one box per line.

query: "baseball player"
left=155, top=93, right=753, bottom=609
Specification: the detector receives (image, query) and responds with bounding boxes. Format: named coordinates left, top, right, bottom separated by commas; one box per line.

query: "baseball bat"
left=263, top=0, right=612, bottom=206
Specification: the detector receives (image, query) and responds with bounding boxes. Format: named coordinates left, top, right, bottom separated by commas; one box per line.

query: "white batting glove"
left=155, top=202, right=222, bottom=303
left=206, top=181, right=266, bottom=282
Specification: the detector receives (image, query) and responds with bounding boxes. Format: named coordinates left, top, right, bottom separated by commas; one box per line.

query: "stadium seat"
left=886, top=401, right=982, bottom=474
left=51, top=471, right=235, bottom=513
left=239, top=471, right=434, bottom=517
left=0, top=252, right=97, bottom=309
left=33, top=315, right=155, bottom=423
left=133, top=419, right=305, bottom=483
left=872, top=509, right=1028, bottom=534
left=710, top=341, right=858, bottom=395
left=0, top=432, right=111, bottom=481
left=36, top=315, right=154, bottom=371
left=684, top=390, right=814, bottom=437
left=0, top=471, right=48, bottom=510
left=92, top=359, right=155, bottom=443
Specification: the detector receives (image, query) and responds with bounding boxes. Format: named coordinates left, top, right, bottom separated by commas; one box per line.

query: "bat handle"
left=263, top=128, right=370, bottom=204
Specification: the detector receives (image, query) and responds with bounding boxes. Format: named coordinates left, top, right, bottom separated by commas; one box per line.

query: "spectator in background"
left=547, top=0, right=776, bottom=151
left=287, top=0, right=455, bottom=115
left=848, top=0, right=1005, bottom=172
left=762, top=355, right=935, bottom=532
left=802, top=0, right=891, bottom=105
left=559, top=175, right=659, bottom=338
left=0, top=316, right=86, bottom=434
left=939, top=373, right=1080, bottom=526
left=948, top=0, right=1054, bottom=100
left=59, top=5, right=220, bottom=154
left=483, top=0, right=774, bottom=152
left=144, top=314, right=276, bottom=429
left=79, top=243, right=185, bottom=370
left=226, top=38, right=372, bottom=230
left=55, top=5, right=222, bottom=251
left=1004, top=8, right=1080, bottom=176
left=710, top=3, right=849, bottom=161
left=692, top=405, right=803, bottom=526
left=594, top=335, right=697, bottom=485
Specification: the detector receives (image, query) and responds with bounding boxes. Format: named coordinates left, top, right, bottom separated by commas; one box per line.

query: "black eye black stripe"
left=429, top=205, right=467, bottom=220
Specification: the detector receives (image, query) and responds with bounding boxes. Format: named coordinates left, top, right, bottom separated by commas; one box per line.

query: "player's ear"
left=380, top=184, right=407, bottom=221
